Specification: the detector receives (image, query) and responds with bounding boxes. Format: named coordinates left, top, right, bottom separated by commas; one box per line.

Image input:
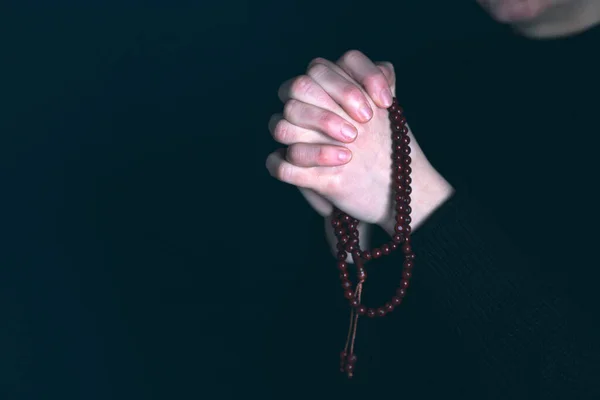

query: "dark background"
left=1, top=3, right=499, bottom=399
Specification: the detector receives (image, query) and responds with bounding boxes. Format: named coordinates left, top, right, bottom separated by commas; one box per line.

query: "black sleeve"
left=410, top=189, right=600, bottom=399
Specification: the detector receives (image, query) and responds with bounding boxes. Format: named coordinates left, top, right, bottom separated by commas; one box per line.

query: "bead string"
left=332, top=97, right=415, bottom=379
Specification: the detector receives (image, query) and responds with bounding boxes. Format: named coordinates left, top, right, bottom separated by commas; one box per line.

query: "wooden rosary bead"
left=382, top=244, right=390, bottom=255
left=396, top=203, right=408, bottom=213
left=396, top=214, right=408, bottom=223
left=394, top=173, right=405, bottom=183
left=394, top=223, right=408, bottom=234
left=391, top=233, right=404, bottom=244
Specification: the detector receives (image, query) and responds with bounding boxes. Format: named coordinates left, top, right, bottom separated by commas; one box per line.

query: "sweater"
left=255, top=24, right=600, bottom=399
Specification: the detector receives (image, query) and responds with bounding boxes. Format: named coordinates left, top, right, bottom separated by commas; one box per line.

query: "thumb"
left=376, top=61, right=396, bottom=97
left=298, top=187, right=333, bottom=217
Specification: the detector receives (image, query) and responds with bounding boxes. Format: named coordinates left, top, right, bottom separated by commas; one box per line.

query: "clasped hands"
left=266, top=50, right=453, bottom=247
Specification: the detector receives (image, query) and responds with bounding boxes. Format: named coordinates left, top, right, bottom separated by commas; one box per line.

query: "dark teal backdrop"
left=0, top=3, right=498, bottom=399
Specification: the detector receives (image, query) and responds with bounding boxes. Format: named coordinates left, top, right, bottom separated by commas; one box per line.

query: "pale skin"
left=265, top=0, right=600, bottom=260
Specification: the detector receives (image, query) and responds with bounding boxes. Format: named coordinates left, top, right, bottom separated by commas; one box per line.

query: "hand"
left=266, top=50, right=453, bottom=236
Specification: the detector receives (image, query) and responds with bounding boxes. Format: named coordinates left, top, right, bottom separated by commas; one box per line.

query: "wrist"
left=379, top=172, right=454, bottom=237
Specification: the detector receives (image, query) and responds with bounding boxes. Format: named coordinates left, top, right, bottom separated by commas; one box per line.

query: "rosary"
left=333, top=97, right=415, bottom=379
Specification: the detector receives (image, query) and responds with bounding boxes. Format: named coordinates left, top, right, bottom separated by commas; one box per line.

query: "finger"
left=286, top=143, right=352, bottom=167
left=278, top=75, right=346, bottom=118
left=306, top=58, right=374, bottom=123
left=308, top=56, right=359, bottom=87
left=265, top=149, right=332, bottom=192
left=336, top=50, right=394, bottom=109
left=268, top=113, right=340, bottom=146
left=282, top=99, right=358, bottom=143
left=320, top=57, right=395, bottom=99
left=375, top=61, right=396, bottom=97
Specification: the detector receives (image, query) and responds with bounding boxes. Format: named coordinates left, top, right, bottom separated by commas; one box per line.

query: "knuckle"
left=341, top=85, right=364, bottom=103
left=362, top=73, right=384, bottom=88
left=306, top=62, right=329, bottom=79
left=277, top=160, right=293, bottom=182
left=290, top=75, right=313, bottom=98
left=286, top=145, right=301, bottom=163
left=341, top=49, right=364, bottom=64
left=315, top=147, right=330, bottom=165
left=272, top=119, right=290, bottom=143
left=283, top=99, right=299, bottom=120
left=318, top=111, right=338, bottom=132
left=309, top=57, right=328, bottom=66
left=381, top=61, right=395, bottom=75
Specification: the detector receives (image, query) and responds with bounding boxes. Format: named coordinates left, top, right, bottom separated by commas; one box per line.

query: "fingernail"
left=338, top=149, right=351, bottom=161
left=341, top=123, right=357, bottom=141
left=358, top=104, right=372, bottom=121
left=380, top=88, right=393, bottom=108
